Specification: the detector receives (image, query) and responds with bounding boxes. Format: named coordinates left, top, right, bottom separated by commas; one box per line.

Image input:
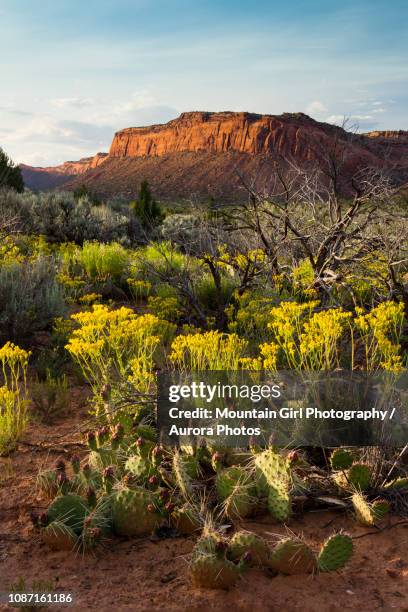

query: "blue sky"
left=0, top=0, right=407, bottom=165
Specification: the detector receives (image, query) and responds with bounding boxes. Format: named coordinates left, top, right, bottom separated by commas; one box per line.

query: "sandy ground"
left=0, top=388, right=407, bottom=612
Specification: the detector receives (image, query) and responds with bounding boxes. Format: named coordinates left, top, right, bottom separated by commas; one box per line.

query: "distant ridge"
left=20, top=112, right=408, bottom=201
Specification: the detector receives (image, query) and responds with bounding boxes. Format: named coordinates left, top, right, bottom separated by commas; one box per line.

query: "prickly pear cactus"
left=112, top=487, right=160, bottom=536
left=133, top=424, right=157, bottom=443
left=190, top=555, right=240, bottom=589
left=194, top=529, right=226, bottom=556
left=317, top=533, right=353, bottom=572
left=216, top=465, right=256, bottom=519
left=172, top=451, right=199, bottom=500
left=254, top=448, right=291, bottom=494
left=171, top=503, right=201, bottom=535
left=254, top=449, right=292, bottom=521
left=216, top=466, right=250, bottom=500
left=334, top=462, right=372, bottom=492
left=372, top=498, right=390, bottom=520
left=37, top=469, right=58, bottom=499
left=228, top=531, right=272, bottom=567
left=70, top=465, right=102, bottom=496
left=81, top=496, right=112, bottom=551
left=224, top=486, right=256, bottom=520
left=46, top=494, right=88, bottom=534
left=352, top=493, right=373, bottom=526
left=267, top=486, right=291, bottom=522
left=383, top=477, right=408, bottom=490
left=125, top=454, right=157, bottom=483
left=89, top=448, right=119, bottom=471
left=270, top=538, right=316, bottom=575
left=191, top=531, right=240, bottom=589
left=351, top=492, right=389, bottom=526
left=41, top=520, right=78, bottom=551
left=330, top=448, right=353, bottom=471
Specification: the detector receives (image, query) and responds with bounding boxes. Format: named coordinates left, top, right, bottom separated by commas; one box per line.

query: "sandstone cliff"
left=21, top=112, right=408, bottom=199
left=109, top=111, right=353, bottom=160
left=20, top=153, right=108, bottom=191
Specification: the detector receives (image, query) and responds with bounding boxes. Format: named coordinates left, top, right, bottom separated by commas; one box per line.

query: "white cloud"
left=306, top=100, right=328, bottom=115
left=114, top=90, right=157, bottom=114
left=326, top=114, right=379, bottom=131
left=50, top=97, right=95, bottom=108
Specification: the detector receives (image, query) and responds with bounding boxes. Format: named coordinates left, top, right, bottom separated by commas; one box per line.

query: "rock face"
left=108, top=112, right=408, bottom=166
left=109, top=111, right=321, bottom=158
left=20, top=112, right=408, bottom=199
left=109, top=111, right=354, bottom=161
left=20, top=153, right=108, bottom=190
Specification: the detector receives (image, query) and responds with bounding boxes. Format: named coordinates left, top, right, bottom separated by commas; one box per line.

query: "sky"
left=0, top=0, right=407, bottom=166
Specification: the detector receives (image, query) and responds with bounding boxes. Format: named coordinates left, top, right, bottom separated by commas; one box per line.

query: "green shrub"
left=0, top=190, right=137, bottom=245
left=195, top=272, right=236, bottom=311
left=78, top=242, right=129, bottom=283
left=147, top=295, right=182, bottom=322
left=0, top=257, right=65, bottom=341
left=130, top=180, right=163, bottom=228
left=130, top=242, right=192, bottom=280
left=31, top=371, right=68, bottom=423
left=127, top=279, right=152, bottom=302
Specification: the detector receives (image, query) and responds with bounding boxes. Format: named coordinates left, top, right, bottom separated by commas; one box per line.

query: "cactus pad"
left=190, top=555, right=240, bottom=589
left=352, top=492, right=376, bottom=526
left=270, top=538, right=316, bottom=574
left=125, top=454, right=156, bottom=482
left=172, top=451, right=198, bottom=500
left=330, top=448, right=353, bottom=471
left=171, top=503, right=201, bottom=535
left=216, top=466, right=251, bottom=500
left=334, top=462, right=372, bottom=491
left=372, top=499, right=390, bottom=520
left=41, top=520, right=78, bottom=551
left=191, top=531, right=240, bottom=589
left=317, top=533, right=353, bottom=572
left=89, top=448, right=119, bottom=471
left=46, top=494, right=88, bottom=534
left=254, top=449, right=292, bottom=521
left=228, top=531, right=272, bottom=567
left=112, top=487, right=160, bottom=536
left=383, top=477, right=408, bottom=490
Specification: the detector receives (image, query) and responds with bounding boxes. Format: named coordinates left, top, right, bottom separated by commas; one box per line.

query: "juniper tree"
left=0, top=148, right=24, bottom=192
left=130, top=180, right=163, bottom=228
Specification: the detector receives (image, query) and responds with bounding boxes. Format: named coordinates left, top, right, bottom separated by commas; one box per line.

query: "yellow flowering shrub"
left=259, top=299, right=405, bottom=371
left=265, top=300, right=319, bottom=369
left=57, top=272, right=86, bottom=302
left=0, top=342, right=30, bottom=455
left=259, top=342, right=279, bottom=370
left=292, top=259, right=318, bottom=299
left=147, top=296, right=182, bottom=322
left=238, top=357, right=263, bottom=370
left=299, top=309, right=352, bottom=370
left=127, top=278, right=151, bottom=302
left=66, top=305, right=175, bottom=394
left=354, top=302, right=405, bottom=371
left=170, top=330, right=248, bottom=370
left=227, top=291, right=276, bottom=342
left=78, top=293, right=102, bottom=305
left=0, top=238, right=24, bottom=265
left=0, top=341, right=31, bottom=391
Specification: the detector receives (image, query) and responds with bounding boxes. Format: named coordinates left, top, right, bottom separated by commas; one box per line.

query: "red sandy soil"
left=0, top=387, right=407, bottom=612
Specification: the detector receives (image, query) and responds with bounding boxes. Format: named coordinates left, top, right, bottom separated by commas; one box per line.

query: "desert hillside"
left=20, top=111, right=408, bottom=200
